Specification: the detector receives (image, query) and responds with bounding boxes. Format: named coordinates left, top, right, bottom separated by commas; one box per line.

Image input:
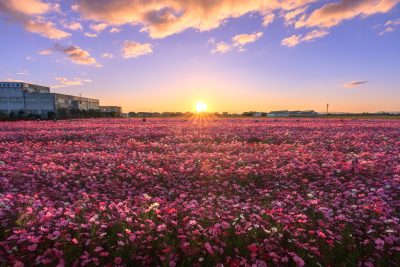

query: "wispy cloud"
left=232, top=32, right=263, bottom=48
left=281, top=35, right=302, bottom=47
left=53, top=44, right=100, bottom=66
left=90, top=22, right=108, bottom=33
left=295, top=0, right=399, bottom=29
left=110, top=27, right=120, bottom=33
left=262, top=13, right=275, bottom=27
left=122, top=41, right=153, bottom=58
left=102, top=53, right=114, bottom=59
left=84, top=32, right=98, bottom=38
left=379, top=18, right=400, bottom=35
left=212, top=32, right=263, bottom=53
left=64, top=21, right=83, bottom=31
left=212, top=42, right=232, bottom=54
left=284, top=6, right=308, bottom=26
left=52, top=77, right=92, bottom=89
left=207, top=38, right=216, bottom=46
left=15, top=72, right=29, bottom=75
left=38, top=49, right=52, bottom=55
left=281, top=29, right=329, bottom=47
left=343, top=81, right=368, bottom=88
left=25, top=19, right=71, bottom=39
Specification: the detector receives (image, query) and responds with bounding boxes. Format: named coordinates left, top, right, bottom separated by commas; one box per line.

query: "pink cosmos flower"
left=289, top=252, right=305, bottom=267
left=374, top=238, right=385, bottom=250
left=27, top=244, right=37, bottom=251
left=205, top=242, right=214, bottom=255
left=114, top=257, right=122, bottom=264
left=94, top=246, right=103, bottom=252
left=317, top=231, right=327, bottom=239
left=157, top=223, right=167, bottom=232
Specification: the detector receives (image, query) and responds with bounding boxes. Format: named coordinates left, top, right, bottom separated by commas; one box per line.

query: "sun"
left=196, top=102, right=207, bottom=113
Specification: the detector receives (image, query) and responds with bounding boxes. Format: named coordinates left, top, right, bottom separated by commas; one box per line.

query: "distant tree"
left=87, top=109, right=102, bottom=118
left=242, top=111, right=256, bottom=117
left=0, top=111, right=8, bottom=121
left=27, top=113, right=40, bottom=120
left=57, top=108, right=68, bottom=119
left=17, top=110, right=26, bottom=119
left=47, top=111, right=56, bottom=120
left=9, top=111, right=16, bottom=121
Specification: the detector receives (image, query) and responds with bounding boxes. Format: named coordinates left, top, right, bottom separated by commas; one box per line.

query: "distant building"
left=137, top=112, right=151, bottom=117
left=54, top=94, right=99, bottom=111
left=267, top=110, right=318, bottom=118
left=222, top=112, right=229, bottom=116
left=289, top=110, right=319, bottom=117
left=267, top=110, right=290, bottom=118
left=0, top=81, right=99, bottom=117
left=100, top=106, right=122, bottom=113
left=161, top=112, right=183, bottom=117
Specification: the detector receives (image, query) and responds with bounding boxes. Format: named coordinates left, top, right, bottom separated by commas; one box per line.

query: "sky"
left=0, top=0, right=399, bottom=113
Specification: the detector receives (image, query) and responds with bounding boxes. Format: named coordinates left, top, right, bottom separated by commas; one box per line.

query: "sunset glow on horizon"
left=196, top=102, right=208, bottom=113
left=0, top=0, right=399, bottom=113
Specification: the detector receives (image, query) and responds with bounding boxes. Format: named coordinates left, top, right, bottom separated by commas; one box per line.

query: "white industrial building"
left=0, top=81, right=99, bottom=117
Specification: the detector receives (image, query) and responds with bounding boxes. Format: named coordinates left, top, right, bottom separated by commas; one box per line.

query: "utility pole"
left=326, top=104, right=329, bottom=115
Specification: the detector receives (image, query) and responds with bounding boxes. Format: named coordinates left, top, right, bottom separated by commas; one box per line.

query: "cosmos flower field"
left=0, top=118, right=399, bottom=266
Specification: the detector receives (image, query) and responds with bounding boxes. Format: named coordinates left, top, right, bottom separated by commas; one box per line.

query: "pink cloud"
left=73, top=0, right=314, bottom=38
left=343, top=81, right=368, bottom=88
left=296, top=0, right=400, bottom=28
left=281, top=29, right=329, bottom=47
left=53, top=44, right=100, bottom=66
left=0, top=0, right=69, bottom=39
left=212, top=31, right=263, bottom=53
left=122, top=41, right=153, bottom=58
